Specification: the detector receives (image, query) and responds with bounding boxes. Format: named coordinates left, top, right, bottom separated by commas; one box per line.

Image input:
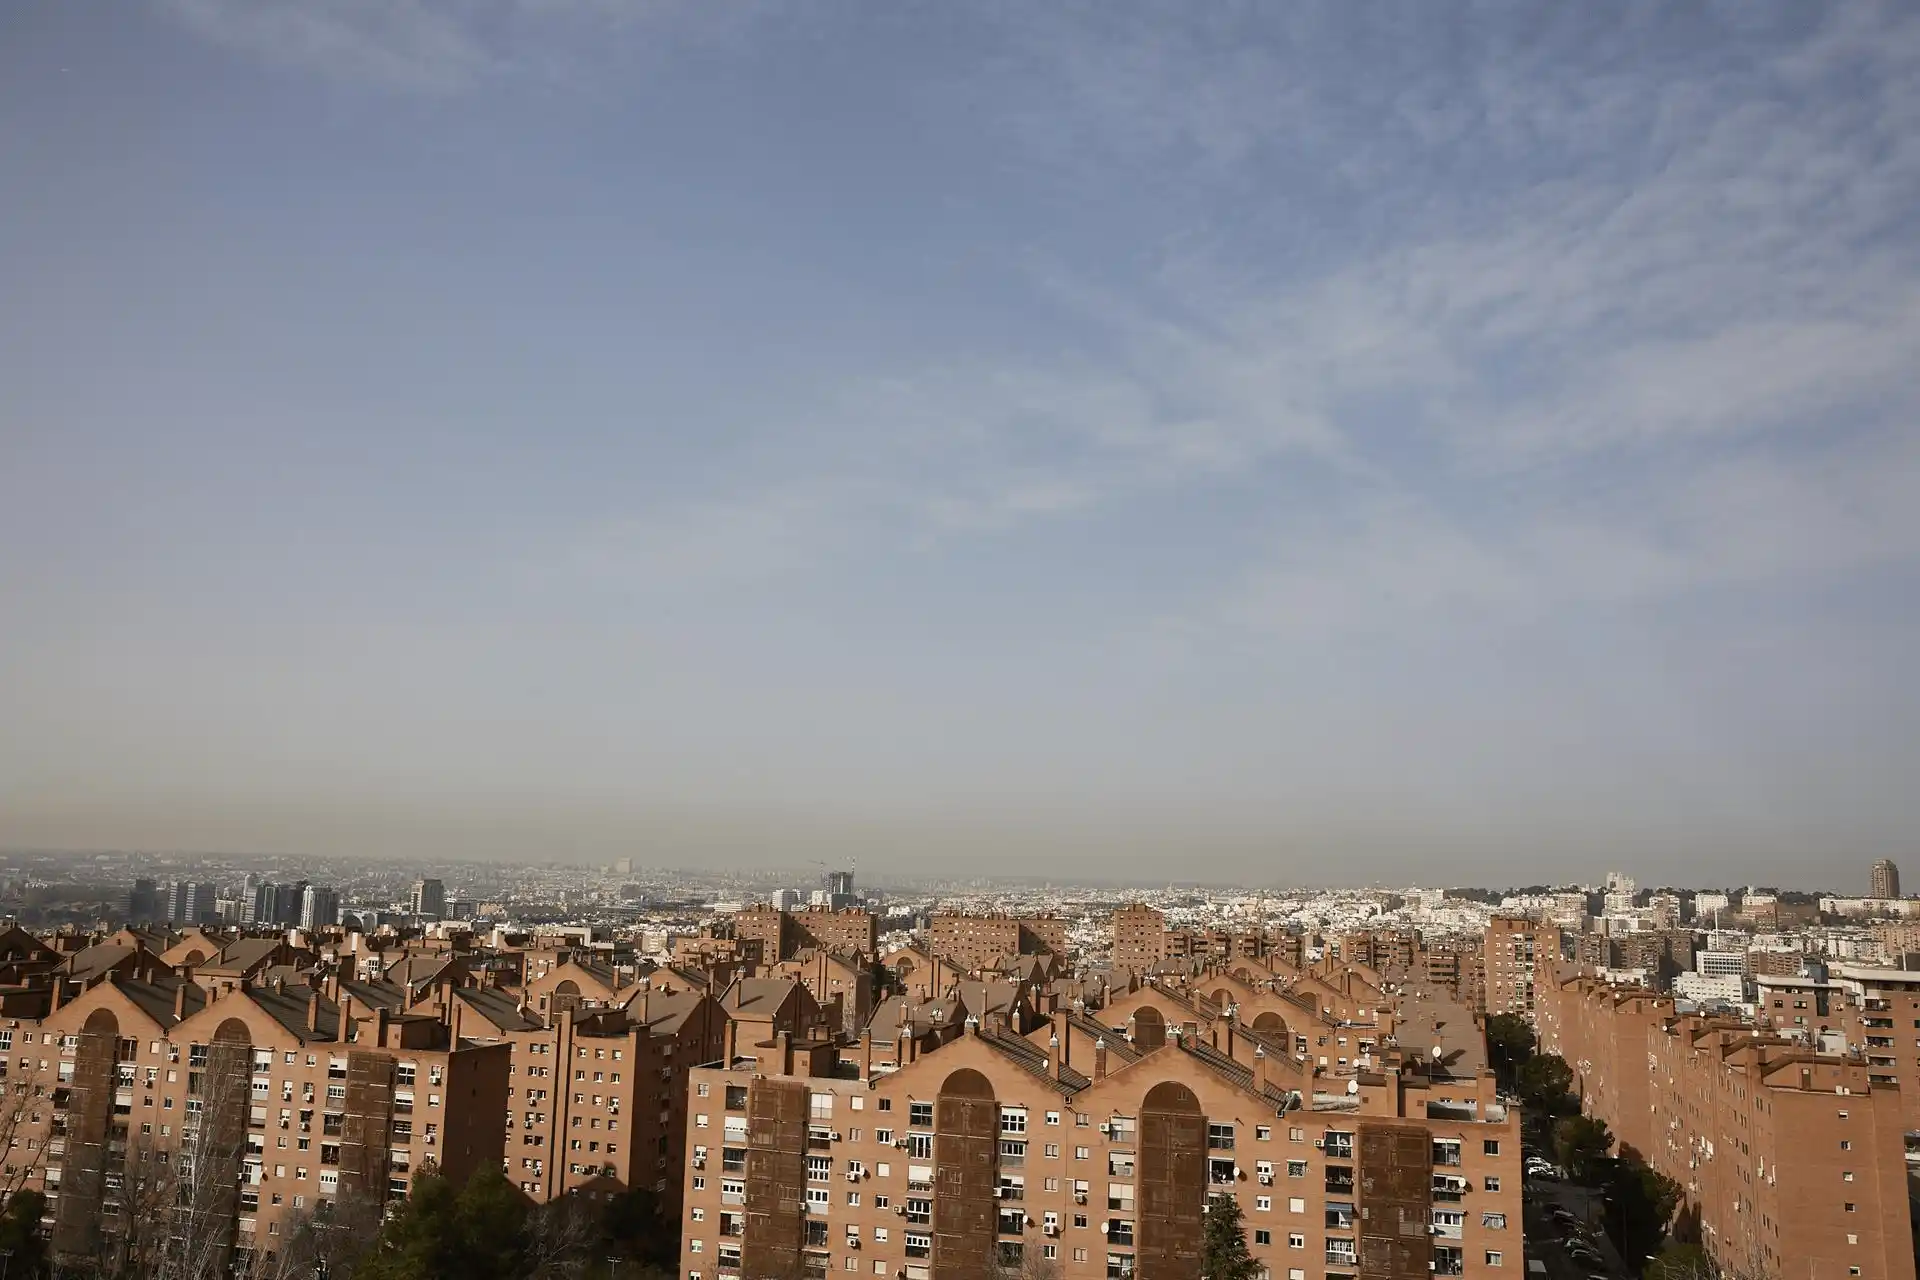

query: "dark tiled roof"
left=981, top=1026, right=1089, bottom=1093
left=115, top=974, right=208, bottom=1029
left=204, top=938, right=284, bottom=975
left=1178, top=1034, right=1303, bottom=1112
left=453, top=985, right=543, bottom=1033
left=724, top=978, right=800, bottom=1018
left=64, top=942, right=140, bottom=982
left=339, top=979, right=408, bottom=1013
left=629, top=988, right=706, bottom=1034
left=245, top=986, right=343, bottom=1043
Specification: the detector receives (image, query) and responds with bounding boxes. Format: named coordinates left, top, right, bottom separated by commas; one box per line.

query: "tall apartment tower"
left=300, top=884, right=340, bottom=929
left=166, top=881, right=216, bottom=926
left=1483, top=916, right=1558, bottom=1019
left=1110, top=903, right=1167, bottom=973
left=411, top=877, right=448, bottom=920
left=1872, top=858, right=1901, bottom=900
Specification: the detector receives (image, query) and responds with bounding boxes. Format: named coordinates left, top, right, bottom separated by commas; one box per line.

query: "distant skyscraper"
left=300, top=884, right=340, bottom=929
left=822, top=869, right=855, bottom=898
left=167, top=881, right=216, bottom=926
left=127, top=878, right=161, bottom=923
left=411, top=878, right=447, bottom=920
left=769, top=888, right=801, bottom=911
left=1872, top=859, right=1901, bottom=900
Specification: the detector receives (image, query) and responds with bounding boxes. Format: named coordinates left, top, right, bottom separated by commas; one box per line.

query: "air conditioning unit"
left=847, top=1171, right=860, bottom=1183
left=895, top=1139, right=909, bottom=1149
left=848, top=1239, right=860, bottom=1250
left=1259, top=1174, right=1273, bottom=1185
left=1098, top=1123, right=1110, bottom=1134
left=1313, top=1139, right=1325, bottom=1149
left=1074, top=1192, right=1088, bottom=1204
left=831, top=1132, right=842, bottom=1141
left=896, top=1206, right=907, bottom=1216
left=1044, top=1225, right=1058, bottom=1237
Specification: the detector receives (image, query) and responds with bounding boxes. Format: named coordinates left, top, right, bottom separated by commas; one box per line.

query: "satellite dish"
left=1432, top=1044, right=1445, bottom=1060
left=1347, top=1079, right=1360, bottom=1095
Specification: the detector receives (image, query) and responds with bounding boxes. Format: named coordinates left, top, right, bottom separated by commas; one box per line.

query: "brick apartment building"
left=1107, top=907, right=1304, bottom=978
left=1537, top=972, right=1915, bottom=1280
left=0, top=924, right=746, bottom=1275
left=928, top=914, right=1067, bottom=972
left=1110, top=905, right=1166, bottom=974
left=5, top=966, right=510, bottom=1274
left=1336, top=931, right=1421, bottom=976
left=457, top=981, right=727, bottom=1210
left=1481, top=919, right=1557, bottom=1019
left=1610, top=930, right=1701, bottom=993
left=732, top=907, right=879, bottom=966
left=679, top=973, right=1522, bottom=1280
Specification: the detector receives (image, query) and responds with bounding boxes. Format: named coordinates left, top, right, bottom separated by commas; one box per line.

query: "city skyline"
left=5, top=3, right=1920, bottom=882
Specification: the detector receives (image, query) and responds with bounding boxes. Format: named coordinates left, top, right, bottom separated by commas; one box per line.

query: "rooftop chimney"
left=173, top=982, right=188, bottom=1020
left=1093, top=1037, right=1109, bottom=1080
left=307, top=988, right=322, bottom=1033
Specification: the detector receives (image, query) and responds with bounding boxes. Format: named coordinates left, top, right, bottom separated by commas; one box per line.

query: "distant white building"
left=1674, top=970, right=1752, bottom=1006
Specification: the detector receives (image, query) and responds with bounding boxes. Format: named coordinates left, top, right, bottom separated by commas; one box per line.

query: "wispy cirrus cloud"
left=154, top=0, right=777, bottom=92
left=159, top=0, right=500, bottom=93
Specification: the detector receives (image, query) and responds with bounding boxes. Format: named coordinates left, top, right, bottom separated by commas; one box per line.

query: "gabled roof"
left=339, top=979, right=408, bottom=1014
left=0, top=925, right=58, bottom=963
left=62, top=941, right=146, bottom=983
left=866, top=994, right=966, bottom=1043
left=723, top=978, right=804, bottom=1019
left=630, top=988, right=708, bottom=1035
left=454, top=985, right=544, bottom=1033
left=110, top=973, right=209, bottom=1031
left=385, top=953, right=459, bottom=991
left=247, top=986, right=344, bottom=1043
left=203, top=938, right=286, bottom=975
left=980, top=1024, right=1089, bottom=1092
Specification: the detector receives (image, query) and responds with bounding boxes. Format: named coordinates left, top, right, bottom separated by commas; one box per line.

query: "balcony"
left=1325, top=1247, right=1358, bottom=1267
left=1325, top=1171, right=1355, bottom=1195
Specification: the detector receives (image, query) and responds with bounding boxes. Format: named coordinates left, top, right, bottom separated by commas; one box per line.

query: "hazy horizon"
left=4, top=2, right=1918, bottom=888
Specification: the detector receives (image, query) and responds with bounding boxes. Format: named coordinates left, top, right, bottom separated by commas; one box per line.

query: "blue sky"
left=3, top=1, right=1918, bottom=884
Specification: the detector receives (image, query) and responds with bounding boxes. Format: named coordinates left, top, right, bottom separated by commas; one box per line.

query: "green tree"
left=1554, top=1114, right=1615, bottom=1184
left=1201, top=1194, right=1261, bottom=1280
left=0, top=1187, right=48, bottom=1278
left=600, top=1187, right=680, bottom=1274
left=1609, top=1162, right=1684, bottom=1263
left=1518, top=1053, right=1576, bottom=1111
left=355, top=1165, right=529, bottom=1280
left=1484, top=1014, right=1536, bottom=1085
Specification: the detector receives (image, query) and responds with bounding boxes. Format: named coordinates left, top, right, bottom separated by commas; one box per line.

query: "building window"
left=1482, top=1140, right=1499, bottom=1157
left=1255, top=1232, right=1272, bottom=1246
left=1486, top=1253, right=1503, bottom=1267
left=1287, top=1234, right=1304, bottom=1250
left=1484, top=1177, right=1500, bottom=1193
